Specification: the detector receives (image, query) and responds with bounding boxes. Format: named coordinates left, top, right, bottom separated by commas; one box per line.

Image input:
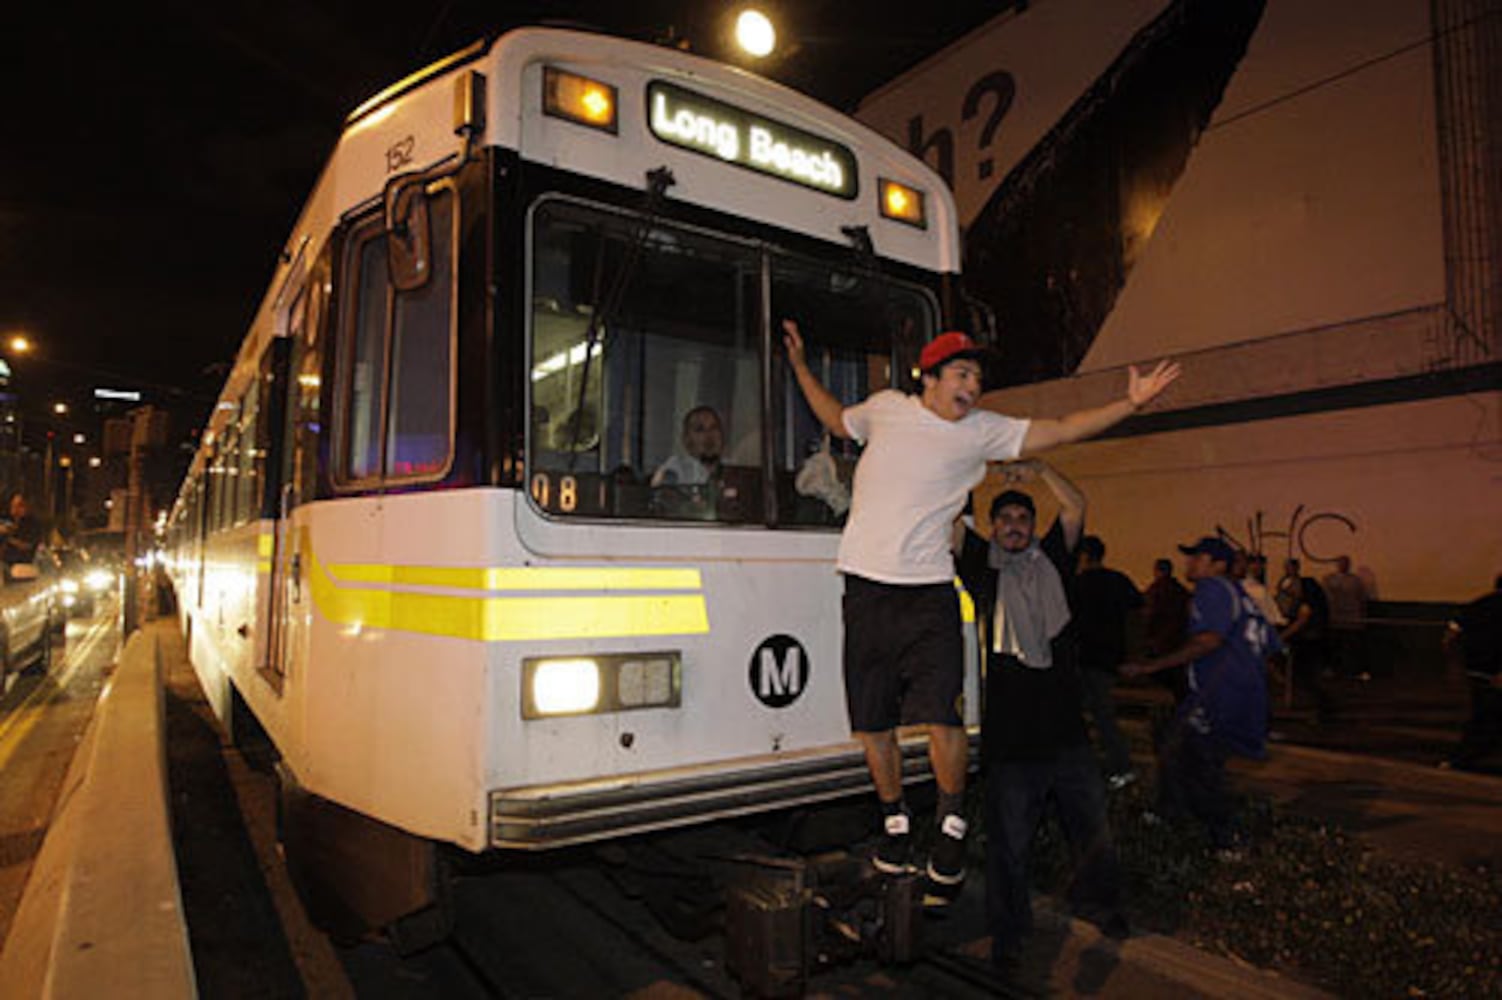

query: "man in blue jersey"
left=783, top=318, right=1181, bottom=894
left=1124, top=537, right=1279, bottom=853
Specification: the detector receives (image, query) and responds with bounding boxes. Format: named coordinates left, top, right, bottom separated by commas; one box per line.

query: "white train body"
left=168, top=28, right=974, bottom=855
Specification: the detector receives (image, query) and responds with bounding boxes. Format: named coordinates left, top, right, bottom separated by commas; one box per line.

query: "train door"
left=262, top=266, right=326, bottom=684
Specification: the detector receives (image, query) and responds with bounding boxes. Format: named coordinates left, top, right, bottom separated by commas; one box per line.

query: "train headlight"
left=527, top=658, right=601, bottom=717
left=522, top=652, right=681, bottom=719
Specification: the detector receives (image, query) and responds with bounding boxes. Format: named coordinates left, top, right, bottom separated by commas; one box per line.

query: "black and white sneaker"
left=871, top=811, right=913, bottom=874
left=926, top=813, right=967, bottom=889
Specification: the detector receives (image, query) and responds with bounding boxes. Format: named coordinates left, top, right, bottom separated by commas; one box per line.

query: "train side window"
left=385, top=190, right=454, bottom=479
left=344, top=233, right=389, bottom=482
left=335, top=187, right=455, bottom=487
left=237, top=384, right=261, bottom=524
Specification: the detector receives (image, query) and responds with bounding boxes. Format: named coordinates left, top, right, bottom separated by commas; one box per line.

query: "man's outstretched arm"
left=1019, top=359, right=1182, bottom=456
left=782, top=319, right=850, bottom=439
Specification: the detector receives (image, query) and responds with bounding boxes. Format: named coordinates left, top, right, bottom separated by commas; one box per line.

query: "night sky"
left=2, top=1, right=1007, bottom=440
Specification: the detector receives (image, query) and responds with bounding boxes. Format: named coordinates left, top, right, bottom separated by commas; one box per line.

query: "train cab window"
left=771, top=257, right=934, bottom=528
left=529, top=200, right=762, bottom=524
left=336, top=188, right=456, bottom=487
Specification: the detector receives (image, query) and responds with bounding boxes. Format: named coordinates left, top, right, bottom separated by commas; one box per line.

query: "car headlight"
left=85, top=570, right=112, bottom=592
left=60, top=579, right=80, bottom=595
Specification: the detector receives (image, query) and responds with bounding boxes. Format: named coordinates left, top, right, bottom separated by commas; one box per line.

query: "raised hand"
left=1127, top=359, right=1182, bottom=408
left=999, top=459, right=1041, bottom=485
left=781, top=319, right=806, bottom=370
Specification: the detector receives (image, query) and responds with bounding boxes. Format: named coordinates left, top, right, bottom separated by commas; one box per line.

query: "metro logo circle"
left=749, top=634, right=809, bottom=708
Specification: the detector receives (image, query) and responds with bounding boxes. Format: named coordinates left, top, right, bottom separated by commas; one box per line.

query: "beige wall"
left=1085, top=0, right=1446, bottom=369
left=974, top=392, right=1502, bottom=603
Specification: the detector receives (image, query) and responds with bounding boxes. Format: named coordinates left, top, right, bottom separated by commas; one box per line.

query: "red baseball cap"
left=918, top=331, right=984, bottom=372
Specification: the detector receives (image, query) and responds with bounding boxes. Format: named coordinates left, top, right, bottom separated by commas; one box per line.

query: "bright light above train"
left=735, top=10, right=777, bottom=58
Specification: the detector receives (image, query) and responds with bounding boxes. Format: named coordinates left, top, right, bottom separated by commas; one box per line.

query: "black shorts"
left=842, top=573, right=965, bottom=731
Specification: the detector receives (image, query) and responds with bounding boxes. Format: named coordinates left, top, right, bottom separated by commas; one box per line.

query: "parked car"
left=0, top=560, right=58, bottom=692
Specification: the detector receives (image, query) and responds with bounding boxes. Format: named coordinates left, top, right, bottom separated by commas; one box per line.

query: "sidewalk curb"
left=1237, top=740, right=1502, bottom=791
left=0, top=629, right=196, bottom=998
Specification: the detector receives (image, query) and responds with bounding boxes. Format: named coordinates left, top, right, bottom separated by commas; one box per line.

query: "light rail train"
left=165, top=27, right=978, bottom=938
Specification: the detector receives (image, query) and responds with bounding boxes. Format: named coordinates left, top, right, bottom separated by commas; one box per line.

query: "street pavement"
left=0, top=608, right=120, bottom=947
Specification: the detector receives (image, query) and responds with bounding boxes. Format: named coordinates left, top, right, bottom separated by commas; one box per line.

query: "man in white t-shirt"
left=782, top=319, right=1180, bottom=898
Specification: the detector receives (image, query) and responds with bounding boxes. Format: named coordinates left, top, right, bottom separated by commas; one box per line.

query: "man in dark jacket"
left=1441, top=574, right=1502, bottom=771
left=1142, top=558, right=1191, bottom=703
left=1073, top=535, right=1144, bottom=788
left=959, top=460, right=1127, bottom=971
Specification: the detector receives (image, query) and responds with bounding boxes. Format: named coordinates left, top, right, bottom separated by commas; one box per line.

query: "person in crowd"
left=1072, top=535, right=1144, bottom=789
left=1323, top=554, right=1370, bottom=681
left=1277, top=557, right=1333, bottom=723
left=1235, top=551, right=1283, bottom=628
left=1440, top=574, right=1502, bottom=771
left=958, top=463, right=1128, bottom=970
left=781, top=318, right=1180, bottom=902
left=1, top=494, right=43, bottom=568
left=1236, top=550, right=1290, bottom=720
left=651, top=405, right=725, bottom=487
left=1124, top=537, right=1279, bottom=855
left=1142, top=557, right=1192, bottom=704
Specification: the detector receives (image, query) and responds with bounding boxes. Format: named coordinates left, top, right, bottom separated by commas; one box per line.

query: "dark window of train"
left=769, top=255, right=935, bottom=528
left=386, top=190, right=454, bottom=479
left=336, top=187, right=455, bottom=487
left=344, top=232, right=388, bottom=482
left=528, top=199, right=762, bottom=524
left=237, top=385, right=260, bottom=524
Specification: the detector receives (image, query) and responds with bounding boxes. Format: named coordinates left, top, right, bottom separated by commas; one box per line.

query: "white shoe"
left=1106, top=771, right=1138, bottom=791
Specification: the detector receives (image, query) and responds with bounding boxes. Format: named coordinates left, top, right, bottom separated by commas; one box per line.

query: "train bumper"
left=489, top=729, right=979, bottom=848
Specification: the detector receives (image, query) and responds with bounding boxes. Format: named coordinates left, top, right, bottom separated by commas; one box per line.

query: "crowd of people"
left=781, top=319, right=1499, bottom=977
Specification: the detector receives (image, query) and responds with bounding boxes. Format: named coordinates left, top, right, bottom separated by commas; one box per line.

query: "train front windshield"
left=527, top=198, right=937, bottom=526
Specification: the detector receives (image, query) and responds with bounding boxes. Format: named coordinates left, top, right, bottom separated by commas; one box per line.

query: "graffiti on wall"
left=1214, top=503, right=1358, bottom=567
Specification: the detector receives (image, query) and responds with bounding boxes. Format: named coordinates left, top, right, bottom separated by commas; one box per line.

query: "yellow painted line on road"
left=0, top=611, right=117, bottom=771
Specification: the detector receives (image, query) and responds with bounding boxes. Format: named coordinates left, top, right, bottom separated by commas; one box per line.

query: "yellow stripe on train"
left=307, top=554, right=709, bottom=641
left=324, top=562, right=702, bottom=593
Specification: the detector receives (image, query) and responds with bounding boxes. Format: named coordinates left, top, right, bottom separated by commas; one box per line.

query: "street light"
left=73, top=432, right=86, bottom=445
left=734, top=9, right=777, bottom=58
left=6, top=335, right=31, bottom=356
left=53, top=402, right=69, bottom=416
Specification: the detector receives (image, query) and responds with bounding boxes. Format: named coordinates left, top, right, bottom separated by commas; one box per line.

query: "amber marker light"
left=879, top=178, right=927, bottom=229
left=543, top=67, right=618, bottom=134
